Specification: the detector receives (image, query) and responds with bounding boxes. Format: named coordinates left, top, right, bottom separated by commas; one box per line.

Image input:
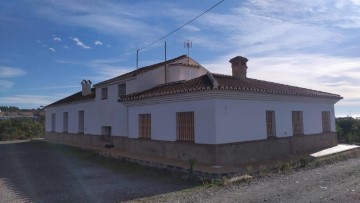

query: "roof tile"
left=120, top=73, right=342, bottom=101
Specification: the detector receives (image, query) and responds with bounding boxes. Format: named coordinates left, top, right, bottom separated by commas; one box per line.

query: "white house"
left=45, top=55, right=342, bottom=168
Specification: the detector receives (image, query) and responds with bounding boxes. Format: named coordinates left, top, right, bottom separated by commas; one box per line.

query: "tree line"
left=336, top=117, right=360, bottom=143
left=0, top=118, right=44, bottom=141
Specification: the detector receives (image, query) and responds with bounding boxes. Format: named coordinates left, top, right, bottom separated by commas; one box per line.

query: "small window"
left=176, top=111, right=194, bottom=142
left=101, top=126, right=112, bottom=140
left=51, top=113, right=56, bottom=132
left=101, top=87, right=108, bottom=99
left=292, top=111, right=303, bottom=135
left=322, top=111, right=331, bottom=132
left=63, top=112, right=68, bottom=133
left=118, top=83, right=126, bottom=97
left=266, top=110, right=276, bottom=138
left=78, top=110, right=84, bottom=134
left=139, top=114, right=151, bottom=139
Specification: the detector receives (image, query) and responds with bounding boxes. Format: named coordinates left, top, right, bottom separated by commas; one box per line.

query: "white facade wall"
left=167, top=66, right=207, bottom=83
left=125, top=96, right=336, bottom=144
left=46, top=83, right=128, bottom=136
left=127, top=100, right=217, bottom=144
left=45, top=62, right=209, bottom=137
left=214, top=99, right=335, bottom=144
left=136, top=67, right=165, bottom=92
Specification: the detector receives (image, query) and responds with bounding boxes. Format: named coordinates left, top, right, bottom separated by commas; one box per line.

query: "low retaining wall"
left=45, top=132, right=337, bottom=166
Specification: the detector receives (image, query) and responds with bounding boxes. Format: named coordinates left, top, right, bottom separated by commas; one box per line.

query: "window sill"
left=267, top=136, right=277, bottom=140
left=176, top=140, right=195, bottom=144
left=138, top=137, right=151, bottom=140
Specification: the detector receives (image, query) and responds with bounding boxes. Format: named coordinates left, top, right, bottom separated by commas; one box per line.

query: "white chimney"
left=81, top=80, right=92, bottom=96
left=229, top=56, right=248, bottom=80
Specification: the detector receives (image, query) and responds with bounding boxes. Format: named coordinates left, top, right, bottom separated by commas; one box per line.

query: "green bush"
left=336, top=117, right=360, bottom=143
left=0, top=118, right=44, bottom=141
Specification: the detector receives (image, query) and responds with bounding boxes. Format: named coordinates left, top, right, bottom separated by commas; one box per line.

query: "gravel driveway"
left=0, top=140, right=193, bottom=202
left=139, top=154, right=360, bottom=202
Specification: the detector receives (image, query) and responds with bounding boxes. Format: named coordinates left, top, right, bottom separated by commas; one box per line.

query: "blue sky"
left=0, top=0, right=359, bottom=117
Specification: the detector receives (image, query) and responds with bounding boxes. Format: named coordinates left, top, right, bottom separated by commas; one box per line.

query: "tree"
left=336, top=117, right=360, bottom=143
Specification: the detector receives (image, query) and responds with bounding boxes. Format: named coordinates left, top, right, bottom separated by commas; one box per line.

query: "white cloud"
left=94, top=40, right=103, bottom=45
left=204, top=53, right=360, bottom=116
left=0, top=66, right=25, bottom=78
left=183, top=25, right=200, bottom=32
left=0, top=95, right=55, bottom=106
left=88, top=61, right=130, bottom=81
left=63, top=45, right=69, bottom=49
left=72, top=37, right=91, bottom=49
left=93, top=65, right=128, bottom=81
left=0, top=80, right=13, bottom=89
left=49, top=48, right=56, bottom=52
left=34, top=1, right=166, bottom=43
left=53, top=37, right=61, bottom=41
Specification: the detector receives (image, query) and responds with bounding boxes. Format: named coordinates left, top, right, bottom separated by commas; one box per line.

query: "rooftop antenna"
left=184, top=40, right=192, bottom=64
left=136, top=49, right=139, bottom=69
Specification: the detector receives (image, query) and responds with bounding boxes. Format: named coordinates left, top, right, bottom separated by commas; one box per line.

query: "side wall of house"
left=214, top=99, right=336, bottom=144
left=45, top=83, right=129, bottom=136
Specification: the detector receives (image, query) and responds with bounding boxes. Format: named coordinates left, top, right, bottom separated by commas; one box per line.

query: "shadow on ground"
left=0, top=140, right=195, bottom=202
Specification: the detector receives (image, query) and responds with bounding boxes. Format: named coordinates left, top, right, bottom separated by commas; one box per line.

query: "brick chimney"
left=81, top=80, right=92, bottom=96
left=229, top=56, right=248, bottom=80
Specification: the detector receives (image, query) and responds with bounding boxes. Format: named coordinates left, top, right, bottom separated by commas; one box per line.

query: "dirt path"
left=138, top=156, right=360, bottom=203
left=0, top=141, right=192, bottom=202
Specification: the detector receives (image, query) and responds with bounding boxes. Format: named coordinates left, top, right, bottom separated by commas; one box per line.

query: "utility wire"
left=137, top=0, right=225, bottom=51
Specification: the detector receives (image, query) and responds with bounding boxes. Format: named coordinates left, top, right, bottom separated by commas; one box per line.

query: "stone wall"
left=45, top=132, right=337, bottom=166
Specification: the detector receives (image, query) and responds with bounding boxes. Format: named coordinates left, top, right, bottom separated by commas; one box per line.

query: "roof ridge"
left=246, top=78, right=342, bottom=97
left=212, top=74, right=341, bottom=97
left=206, top=72, right=218, bottom=89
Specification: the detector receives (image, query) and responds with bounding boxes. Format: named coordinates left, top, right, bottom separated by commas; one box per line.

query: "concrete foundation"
left=45, top=132, right=337, bottom=167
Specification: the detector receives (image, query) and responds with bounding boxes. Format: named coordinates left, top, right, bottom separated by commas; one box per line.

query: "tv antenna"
left=184, top=40, right=192, bottom=64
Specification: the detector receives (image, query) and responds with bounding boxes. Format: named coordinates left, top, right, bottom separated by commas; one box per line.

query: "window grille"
left=101, top=87, right=108, bottom=99
left=118, top=83, right=126, bottom=97
left=176, top=111, right=194, bottom=142
left=63, top=112, right=68, bottom=133
left=266, top=110, right=276, bottom=137
left=139, top=114, right=151, bottom=139
left=322, top=111, right=331, bottom=132
left=292, top=111, right=304, bottom=135
left=78, top=110, right=84, bottom=133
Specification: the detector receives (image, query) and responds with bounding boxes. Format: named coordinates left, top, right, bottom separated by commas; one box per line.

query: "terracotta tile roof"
left=120, top=75, right=213, bottom=101
left=46, top=88, right=95, bottom=108
left=93, top=55, right=188, bottom=87
left=120, top=73, right=342, bottom=101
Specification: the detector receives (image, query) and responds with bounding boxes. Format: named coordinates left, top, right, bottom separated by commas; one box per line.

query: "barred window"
left=101, top=126, right=112, bottom=140
left=78, top=110, right=84, bottom=134
left=118, top=83, right=126, bottom=97
left=176, top=111, right=194, bottom=142
left=51, top=113, right=56, bottom=132
left=266, top=110, right=276, bottom=137
left=101, top=87, right=108, bottom=99
left=63, top=112, right=68, bottom=133
left=139, top=114, right=151, bottom=139
left=292, top=111, right=304, bottom=135
left=322, top=111, right=331, bottom=132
